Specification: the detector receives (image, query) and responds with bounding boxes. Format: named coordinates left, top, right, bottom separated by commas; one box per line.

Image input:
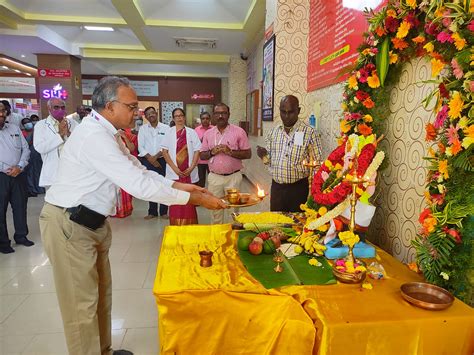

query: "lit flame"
left=257, top=184, right=265, bottom=198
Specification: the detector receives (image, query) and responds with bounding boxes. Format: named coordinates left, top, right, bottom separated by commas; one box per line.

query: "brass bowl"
left=400, top=282, right=454, bottom=310
left=239, top=193, right=250, bottom=204
left=227, top=192, right=240, bottom=204
left=226, top=188, right=239, bottom=195
left=332, top=266, right=366, bottom=284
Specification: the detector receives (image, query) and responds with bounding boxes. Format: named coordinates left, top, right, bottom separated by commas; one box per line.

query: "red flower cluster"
left=311, top=143, right=376, bottom=206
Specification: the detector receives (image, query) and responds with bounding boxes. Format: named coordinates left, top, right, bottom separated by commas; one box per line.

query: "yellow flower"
left=430, top=58, right=445, bottom=77
left=389, top=51, right=398, bottom=64
left=462, top=125, right=474, bottom=149
left=318, top=206, right=328, bottom=215
left=334, top=163, right=343, bottom=170
left=406, top=0, right=416, bottom=9
left=348, top=75, right=358, bottom=89
left=309, top=258, right=320, bottom=266
left=367, top=73, right=380, bottom=88
left=362, top=282, right=373, bottom=290
left=434, top=6, right=445, bottom=17
left=396, top=20, right=411, bottom=39
left=294, top=245, right=303, bottom=254
left=458, top=117, right=467, bottom=129
left=338, top=231, right=360, bottom=248
left=423, top=42, right=434, bottom=53
left=341, top=102, right=348, bottom=111
left=324, top=160, right=333, bottom=169
left=340, top=119, right=351, bottom=133
left=451, top=33, right=466, bottom=50
left=317, top=224, right=329, bottom=232
left=363, top=114, right=373, bottom=123
left=439, top=160, right=449, bottom=179
left=448, top=91, right=464, bottom=119
left=387, top=9, right=397, bottom=17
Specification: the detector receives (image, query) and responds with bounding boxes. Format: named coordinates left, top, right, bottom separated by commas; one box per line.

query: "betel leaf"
left=376, top=36, right=390, bottom=87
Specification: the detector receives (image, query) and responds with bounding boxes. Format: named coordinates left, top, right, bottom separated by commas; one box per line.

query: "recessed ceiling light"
left=13, top=69, right=21, bottom=73
left=84, top=26, right=114, bottom=32
left=21, top=54, right=26, bottom=58
left=26, top=73, right=32, bottom=76
left=2, top=65, right=8, bottom=69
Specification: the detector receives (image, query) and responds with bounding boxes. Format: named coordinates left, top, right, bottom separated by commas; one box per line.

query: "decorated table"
left=153, top=224, right=474, bottom=355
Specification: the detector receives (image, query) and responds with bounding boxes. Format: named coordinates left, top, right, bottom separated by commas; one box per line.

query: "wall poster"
left=161, top=101, right=184, bottom=125
left=262, top=35, right=276, bottom=121
left=307, top=0, right=387, bottom=91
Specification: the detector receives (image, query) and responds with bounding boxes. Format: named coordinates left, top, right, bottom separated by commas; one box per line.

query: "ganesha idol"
left=289, top=134, right=385, bottom=257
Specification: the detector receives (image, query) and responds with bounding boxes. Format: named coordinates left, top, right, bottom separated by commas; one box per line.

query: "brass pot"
left=332, top=266, right=366, bottom=284
left=227, top=192, right=240, bottom=204
left=226, top=188, right=239, bottom=195
left=199, top=251, right=213, bottom=267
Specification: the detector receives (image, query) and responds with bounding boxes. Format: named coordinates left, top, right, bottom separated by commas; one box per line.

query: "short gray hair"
left=47, top=98, right=65, bottom=108
left=92, top=76, right=131, bottom=111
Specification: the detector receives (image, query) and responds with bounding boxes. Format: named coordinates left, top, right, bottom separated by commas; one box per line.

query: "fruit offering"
left=240, top=232, right=281, bottom=256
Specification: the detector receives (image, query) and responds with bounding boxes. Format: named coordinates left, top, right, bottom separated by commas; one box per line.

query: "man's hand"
left=58, top=119, right=70, bottom=137
left=256, top=145, right=268, bottom=159
left=6, top=166, right=22, bottom=177
left=189, top=191, right=229, bottom=210
left=220, top=145, right=232, bottom=155
left=172, top=182, right=206, bottom=193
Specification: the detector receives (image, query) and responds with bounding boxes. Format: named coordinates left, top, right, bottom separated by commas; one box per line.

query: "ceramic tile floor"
left=0, top=179, right=263, bottom=355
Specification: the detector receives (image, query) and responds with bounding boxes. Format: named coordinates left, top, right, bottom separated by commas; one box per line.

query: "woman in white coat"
left=161, top=108, right=201, bottom=225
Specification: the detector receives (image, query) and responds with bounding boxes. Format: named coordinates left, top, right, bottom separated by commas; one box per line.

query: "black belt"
left=210, top=170, right=240, bottom=176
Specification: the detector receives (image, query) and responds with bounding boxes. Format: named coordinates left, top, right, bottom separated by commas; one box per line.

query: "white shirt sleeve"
left=80, top=131, right=190, bottom=206
left=33, top=121, right=64, bottom=155
left=137, top=126, right=148, bottom=157
left=190, top=129, right=201, bottom=152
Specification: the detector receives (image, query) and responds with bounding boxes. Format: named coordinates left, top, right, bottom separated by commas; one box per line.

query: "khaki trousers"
left=207, top=171, right=242, bottom=224
left=39, top=203, right=113, bottom=355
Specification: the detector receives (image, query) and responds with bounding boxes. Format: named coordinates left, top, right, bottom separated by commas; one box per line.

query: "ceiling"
left=0, top=0, right=265, bottom=77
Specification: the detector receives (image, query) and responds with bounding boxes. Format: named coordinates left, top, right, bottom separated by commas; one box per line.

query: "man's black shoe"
left=113, top=350, right=133, bottom=355
left=15, top=238, right=35, bottom=247
left=0, top=246, right=15, bottom=254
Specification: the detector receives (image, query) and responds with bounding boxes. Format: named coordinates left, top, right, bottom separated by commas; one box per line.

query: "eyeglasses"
left=173, top=114, right=185, bottom=118
left=112, top=100, right=139, bottom=112
left=53, top=105, right=66, bottom=110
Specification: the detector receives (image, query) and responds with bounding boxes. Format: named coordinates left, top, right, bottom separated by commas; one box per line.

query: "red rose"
left=356, top=90, right=370, bottom=101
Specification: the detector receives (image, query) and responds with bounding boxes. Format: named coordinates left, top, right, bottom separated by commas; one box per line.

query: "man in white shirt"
left=138, top=106, right=170, bottom=219
left=39, top=76, right=226, bottom=355
left=0, top=102, right=33, bottom=254
left=33, top=98, right=78, bottom=187
left=66, top=104, right=88, bottom=123
left=0, top=100, right=23, bottom=127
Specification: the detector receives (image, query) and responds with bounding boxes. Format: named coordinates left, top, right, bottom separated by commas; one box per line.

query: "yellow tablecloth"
left=153, top=225, right=474, bottom=355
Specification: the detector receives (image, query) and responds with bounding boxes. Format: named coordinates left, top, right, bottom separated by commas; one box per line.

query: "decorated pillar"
left=228, top=55, right=247, bottom=124
left=36, top=54, right=82, bottom=118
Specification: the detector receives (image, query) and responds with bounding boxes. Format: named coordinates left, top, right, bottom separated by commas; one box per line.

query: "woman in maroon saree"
left=162, top=108, right=201, bottom=225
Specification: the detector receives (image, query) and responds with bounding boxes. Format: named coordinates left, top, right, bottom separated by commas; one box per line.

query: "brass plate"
left=332, top=266, right=366, bottom=284
left=400, top=282, right=454, bottom=310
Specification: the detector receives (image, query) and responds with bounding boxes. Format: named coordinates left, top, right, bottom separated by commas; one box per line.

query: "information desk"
left=153, top=225, right=474, bottom=354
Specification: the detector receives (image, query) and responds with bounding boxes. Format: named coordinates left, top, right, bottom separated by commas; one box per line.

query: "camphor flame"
left=257, top=184, right=265, bottom=198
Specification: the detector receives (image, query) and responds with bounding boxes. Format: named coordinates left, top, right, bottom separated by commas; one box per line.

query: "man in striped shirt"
left=257, top=95, right=322, bottom=212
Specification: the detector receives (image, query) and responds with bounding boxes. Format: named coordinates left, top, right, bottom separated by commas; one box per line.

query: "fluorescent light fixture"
left=13, top=69, right=21, bottom=73
left=26, top=73, right=32, bottom=76
left=84, top=26, right=114, bottom=31
left=2, top=65, right=8, bottom=69
left=21, top=54, right=26, bottom=58
left=343, top=0, right=383, bottom=11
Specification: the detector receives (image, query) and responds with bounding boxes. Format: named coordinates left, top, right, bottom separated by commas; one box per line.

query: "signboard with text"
left=0, top=77, right=36, bottom=94
left=130, top=80, right=159, bottom=97
left=307, top=0, right=387, bottom=91
left=191, top=93, right=215, bottom=100
left=38, top=68, right=71, bottom=78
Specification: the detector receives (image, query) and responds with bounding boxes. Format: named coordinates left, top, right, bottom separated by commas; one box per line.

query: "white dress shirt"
left=45, top=110, right=190, bottom=216
left=0, top=123, right=30, bottom=173
left=161, top=127, right=201, bottom=183
left=33, top=115, right=78, bottom=187
left=6, top=112, right=23, bottom=127
left=137, top=122, right=169, bottom=157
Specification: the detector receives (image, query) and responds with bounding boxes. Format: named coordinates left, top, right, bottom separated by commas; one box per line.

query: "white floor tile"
left=0, top=267, right=27, bottom=288
left=0, top=266, right=56, bottom=295
left=112, top=290, right=158, bottom=329
left=112, top=262, right=150, bottom=290
left=21, top=333, right=68, bottom=355
left=0, top=334, right=34, bottom=354
left=0, top=294, right=28, bottom=323
left=121, top=327, right=159, bottom=355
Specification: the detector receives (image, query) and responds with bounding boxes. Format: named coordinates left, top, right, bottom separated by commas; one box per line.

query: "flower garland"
left=336, top=0, right=473, bottom=303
